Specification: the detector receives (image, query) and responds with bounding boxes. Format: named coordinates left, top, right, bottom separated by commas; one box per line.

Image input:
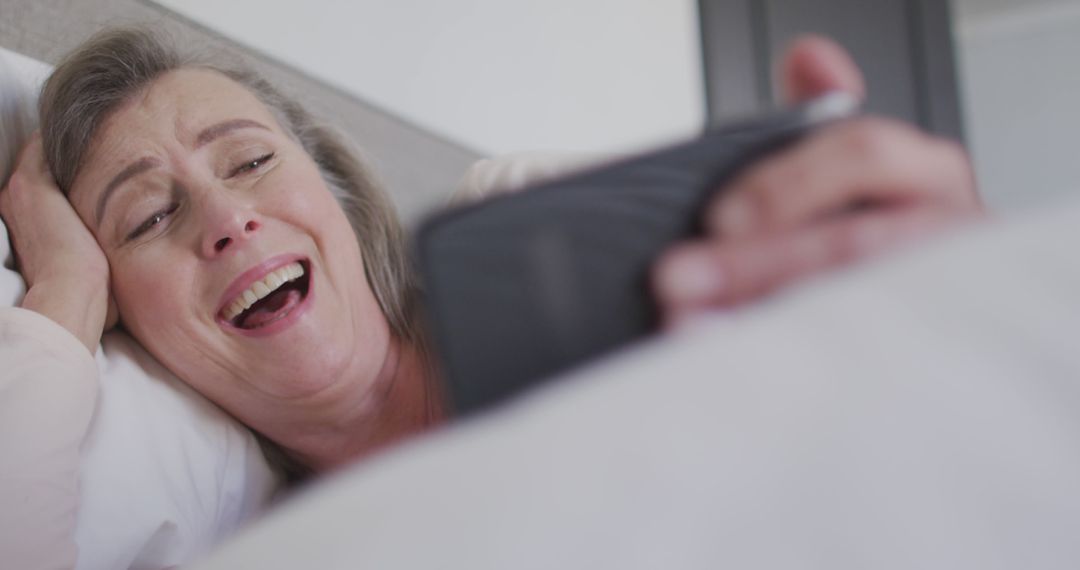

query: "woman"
left=0, top=26, right=980, bottom=567
left=13, top=28, right=441, bottom=478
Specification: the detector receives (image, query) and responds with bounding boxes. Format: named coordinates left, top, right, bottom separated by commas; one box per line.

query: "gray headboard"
left=0, top=0, right=480, bottom=225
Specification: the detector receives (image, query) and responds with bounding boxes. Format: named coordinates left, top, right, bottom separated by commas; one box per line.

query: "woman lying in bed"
left=0, top=26, right=981, bottom=567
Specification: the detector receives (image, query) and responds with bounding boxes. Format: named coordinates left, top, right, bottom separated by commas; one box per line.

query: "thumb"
left=778, top=35, right=866, bottom=104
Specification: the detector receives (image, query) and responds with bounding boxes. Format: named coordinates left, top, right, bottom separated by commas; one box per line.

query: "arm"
left=0, top=133, right=110, bottom=568
left=452, top=151, right=612, bottom=204
left=2, top=133, right=112, bottom=351
left=0, top=307, right=98, bottom=569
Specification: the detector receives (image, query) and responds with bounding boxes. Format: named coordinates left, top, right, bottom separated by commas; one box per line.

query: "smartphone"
left=416, top=93, right=860, bottom=417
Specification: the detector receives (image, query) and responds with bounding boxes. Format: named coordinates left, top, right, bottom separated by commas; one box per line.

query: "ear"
left=777, top=35, right=866, bottom=105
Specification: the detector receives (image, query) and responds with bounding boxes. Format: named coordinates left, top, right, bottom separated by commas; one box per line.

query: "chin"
left=254, top=319, right=386, bottom=401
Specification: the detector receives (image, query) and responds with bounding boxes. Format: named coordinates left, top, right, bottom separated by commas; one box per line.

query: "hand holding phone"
left=417, top=93, right=860, bottom=416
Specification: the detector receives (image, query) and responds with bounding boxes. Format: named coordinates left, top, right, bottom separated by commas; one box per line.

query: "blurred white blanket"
left=194, top=195, right=1080, bottom=569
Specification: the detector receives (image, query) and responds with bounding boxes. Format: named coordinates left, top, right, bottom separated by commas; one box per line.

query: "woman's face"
left=67, top=68, right=393, bottom=417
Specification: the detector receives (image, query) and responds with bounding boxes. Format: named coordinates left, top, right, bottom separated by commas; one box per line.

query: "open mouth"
left=220, top=260, right=312, bottom=330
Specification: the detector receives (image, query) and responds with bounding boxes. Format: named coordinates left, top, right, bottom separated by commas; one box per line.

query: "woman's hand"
left=1, top=132, right=114, bottom=352
left=653, top=36, right=983, bottom=324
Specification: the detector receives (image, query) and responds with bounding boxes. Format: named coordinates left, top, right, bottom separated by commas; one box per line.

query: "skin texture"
left=652, top=36, right=983, bottom=324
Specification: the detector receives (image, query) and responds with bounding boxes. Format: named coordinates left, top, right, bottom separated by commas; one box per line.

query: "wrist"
left=20, top=276, right=109, bottom=353
left=30, top=257, right=109, bottom=289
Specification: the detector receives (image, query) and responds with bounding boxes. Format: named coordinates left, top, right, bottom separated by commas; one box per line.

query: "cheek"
left=111, top=254, right=194, bottom=337
left=270, top=160, right=386, bottom=325
left=269, top=162, right=363, bottom=261
left=270, top=164, right=344, bottom=222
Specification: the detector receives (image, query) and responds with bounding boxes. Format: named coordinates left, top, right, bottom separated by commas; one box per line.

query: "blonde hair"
left=39, top=27, right=427, bottom=483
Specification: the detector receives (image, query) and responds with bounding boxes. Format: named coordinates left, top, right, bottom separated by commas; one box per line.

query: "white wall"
left=953, top=0, right=1080, bottom=211
left=154, top=0, right=704, bottom=157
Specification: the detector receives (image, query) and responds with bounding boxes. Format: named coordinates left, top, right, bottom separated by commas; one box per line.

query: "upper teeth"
left=223, top=262, right=305, bottom=321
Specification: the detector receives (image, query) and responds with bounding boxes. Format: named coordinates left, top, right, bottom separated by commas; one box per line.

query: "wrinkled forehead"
left=70, top=68, right=284, bottom=207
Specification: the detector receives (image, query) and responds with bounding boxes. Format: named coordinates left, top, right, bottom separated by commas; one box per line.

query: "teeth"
left=252, top=281, right=272, bottom=298
left=265, top=272, right=284, bottom=290
left=222, top=261, right=306, bottom=322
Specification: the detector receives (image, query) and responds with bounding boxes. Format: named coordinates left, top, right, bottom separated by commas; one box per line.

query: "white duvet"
left=194, top=196, right=1080, bottom=569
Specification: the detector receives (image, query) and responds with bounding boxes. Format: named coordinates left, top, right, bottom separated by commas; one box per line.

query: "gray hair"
left=40, top=26, right=424, bottom=343
left=39, top=27, right=427, bottom=483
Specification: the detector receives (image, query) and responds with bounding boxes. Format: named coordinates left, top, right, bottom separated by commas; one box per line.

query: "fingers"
left=707, top=118, right=979, bottom=239
left=11, top=131, right=48, bottom=181
left=0, top=132, right=109, bottom=285
left=654, top=206, right=965, bottom=325
left=778, top=35, right=866, bottom=104
left=105, top=296, right=120, bottom=330
left=652, top=38, right=984, bottom=326
left=1, top=132, right=51, bottom=212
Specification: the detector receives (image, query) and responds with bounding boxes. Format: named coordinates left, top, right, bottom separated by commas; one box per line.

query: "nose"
left=199, top=194, right=263, bottom=258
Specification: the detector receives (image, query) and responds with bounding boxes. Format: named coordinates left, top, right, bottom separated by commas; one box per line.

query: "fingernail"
left=719, top=197, right=755, bottom=237
left=660, top=251, right=725, bottom=301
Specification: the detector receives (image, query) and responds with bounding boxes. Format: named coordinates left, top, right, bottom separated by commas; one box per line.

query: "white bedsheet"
left=192, top=194, right=1080, bottom=569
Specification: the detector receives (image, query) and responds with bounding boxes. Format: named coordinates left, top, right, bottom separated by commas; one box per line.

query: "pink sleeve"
left=0, top=307, right=98, bottom=570
left=451, top=152, right=613, bottom=205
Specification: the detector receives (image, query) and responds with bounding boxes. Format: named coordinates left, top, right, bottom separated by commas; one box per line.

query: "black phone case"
left=416, top=94, right=858, bottom=416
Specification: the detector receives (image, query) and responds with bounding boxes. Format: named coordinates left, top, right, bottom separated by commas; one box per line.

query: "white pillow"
left=0, top=47, right=278, bottom=569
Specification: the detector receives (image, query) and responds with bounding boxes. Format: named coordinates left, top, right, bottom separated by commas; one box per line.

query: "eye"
left=127, top=203, right=179, bottom=241
left=230, top=152, right=276, bottom=178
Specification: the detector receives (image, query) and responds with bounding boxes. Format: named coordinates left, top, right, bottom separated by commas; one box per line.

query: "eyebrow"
left=95, top=119, right=271, bottom=226
left=96, top=156, right=161, bottom=226
left=195, top=118, right=270, bottom=148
